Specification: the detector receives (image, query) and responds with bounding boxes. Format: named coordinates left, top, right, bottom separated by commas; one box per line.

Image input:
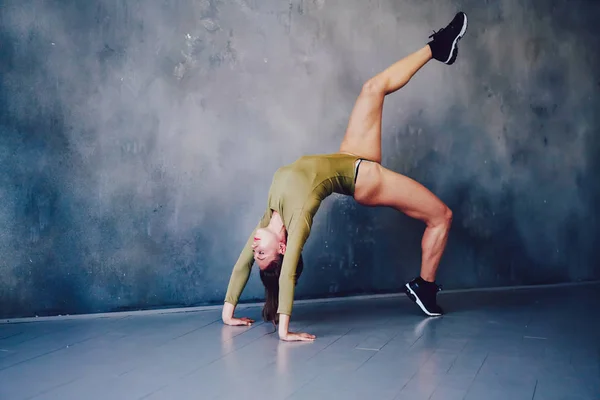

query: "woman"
left=222, top=12, right=468, bottom=341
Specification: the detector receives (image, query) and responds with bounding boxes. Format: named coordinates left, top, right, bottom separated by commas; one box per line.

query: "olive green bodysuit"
left=224, top=152, right=365, bottom=316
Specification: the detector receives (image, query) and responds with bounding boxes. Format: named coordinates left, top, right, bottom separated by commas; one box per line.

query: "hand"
left=279, top=331, right=316, bottom=342
left=221, top=302, right=254, bottom=326
left=223, top=317, right=254, bottom=326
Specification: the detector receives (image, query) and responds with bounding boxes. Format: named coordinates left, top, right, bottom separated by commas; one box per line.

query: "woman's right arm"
left=276, top=212, right=315, bottom=341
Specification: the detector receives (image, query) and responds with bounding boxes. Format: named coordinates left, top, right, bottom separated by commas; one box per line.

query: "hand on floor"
left=279, top=331, right=316, bottom=342
left=223, top=317, right=254, bottom=326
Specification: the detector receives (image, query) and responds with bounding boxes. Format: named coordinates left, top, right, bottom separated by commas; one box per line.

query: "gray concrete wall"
left=1, top=0, right=598, bottom=318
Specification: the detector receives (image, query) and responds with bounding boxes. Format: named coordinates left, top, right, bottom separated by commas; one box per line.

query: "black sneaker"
left=428, top=12, right=468, bottom=65
left=404, top=277, right=444, bottom=316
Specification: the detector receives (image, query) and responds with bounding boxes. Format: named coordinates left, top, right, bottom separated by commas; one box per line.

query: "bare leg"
left=338, top=44, right=451, bottom=281
left=340, top=13, right=467, bottom=316
left=354, top=163, right=452, bottom=283
left=339, top=10, right=468, bottom=162
left=339, top=45, right=433, bottom=163
left=339, top=44, right=451, bottom=283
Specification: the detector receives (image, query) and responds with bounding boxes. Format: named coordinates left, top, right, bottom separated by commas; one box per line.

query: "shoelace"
left=428, top=28, right=445, bottom=39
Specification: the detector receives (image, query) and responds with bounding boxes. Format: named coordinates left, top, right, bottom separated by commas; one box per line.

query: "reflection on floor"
left=1, top=282, right=598, bottom=400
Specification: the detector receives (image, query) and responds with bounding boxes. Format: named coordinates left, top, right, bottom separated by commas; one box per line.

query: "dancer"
left=222, top=12, right=468, bottom=341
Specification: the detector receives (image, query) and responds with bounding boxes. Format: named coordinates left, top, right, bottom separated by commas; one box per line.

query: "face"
left=252, top=228, right=283, bottom=270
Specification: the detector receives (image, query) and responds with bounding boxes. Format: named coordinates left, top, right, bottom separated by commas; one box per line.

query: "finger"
left=301, top=333, right=316, bottom=339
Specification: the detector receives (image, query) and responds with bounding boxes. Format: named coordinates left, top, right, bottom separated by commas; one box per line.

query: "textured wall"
left=0, top=0, right=598, bottom=318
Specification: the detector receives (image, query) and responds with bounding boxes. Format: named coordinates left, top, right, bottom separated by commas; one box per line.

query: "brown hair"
left=259, top=254, right=304, bottom=325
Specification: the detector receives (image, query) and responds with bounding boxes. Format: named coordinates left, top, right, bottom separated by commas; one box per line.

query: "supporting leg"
left=354, top=162, right=452, bottom=316
left=355, top=162, right=452, bottom=280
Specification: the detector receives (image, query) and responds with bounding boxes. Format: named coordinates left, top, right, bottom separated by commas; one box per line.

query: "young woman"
left=222, top=12, right=468, bottom=341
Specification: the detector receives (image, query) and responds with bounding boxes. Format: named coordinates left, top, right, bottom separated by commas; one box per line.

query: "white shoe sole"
left=405, top=283, right=442, bottom=317
left=444, top=14, right=468, bottom=64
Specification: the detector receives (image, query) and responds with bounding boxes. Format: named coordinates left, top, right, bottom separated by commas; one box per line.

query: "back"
left=267, top=153, right=359, bottom=218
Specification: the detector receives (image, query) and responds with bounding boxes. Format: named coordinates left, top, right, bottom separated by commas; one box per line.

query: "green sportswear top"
left=224, top=152, right=362, bottom=316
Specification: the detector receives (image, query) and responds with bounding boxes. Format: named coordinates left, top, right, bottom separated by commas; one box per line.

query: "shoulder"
left=288, top=209, right=315, bottom=236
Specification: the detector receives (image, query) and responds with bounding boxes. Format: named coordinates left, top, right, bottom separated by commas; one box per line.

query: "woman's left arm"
left=223, top=208, right=272, bottom=325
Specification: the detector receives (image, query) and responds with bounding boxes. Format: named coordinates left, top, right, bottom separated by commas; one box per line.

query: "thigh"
left=338, top=86, right=385, bottom=163
left=354, top=161, right=448, bottom=224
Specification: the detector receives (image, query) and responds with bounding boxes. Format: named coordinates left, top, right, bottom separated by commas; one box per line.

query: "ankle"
left=427, top=39, right=443, bottom=62
left=419, top=44, right=433, bottom=61
left=419, top=275, right=436, bottom=284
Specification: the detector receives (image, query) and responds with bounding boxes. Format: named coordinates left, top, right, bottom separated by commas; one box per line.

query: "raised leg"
left=339, top=46, right=433, bottom=162
left=339, top=11, right=468, bottom=163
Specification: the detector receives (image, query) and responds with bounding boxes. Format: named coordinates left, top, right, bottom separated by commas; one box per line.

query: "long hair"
left=259, top=254, right=304, bottom=325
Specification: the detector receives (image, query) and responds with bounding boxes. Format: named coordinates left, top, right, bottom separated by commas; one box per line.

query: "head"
left=252, top=227, right=286, bottom=270
left=259, top=254, right=304, bottom=324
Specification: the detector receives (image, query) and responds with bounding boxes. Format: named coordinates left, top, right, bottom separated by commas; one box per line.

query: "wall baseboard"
left=2, top=279, right=598, bottom=324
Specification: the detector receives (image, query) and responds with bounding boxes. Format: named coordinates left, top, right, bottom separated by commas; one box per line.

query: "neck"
left=268, top=212, right=286, bottom=242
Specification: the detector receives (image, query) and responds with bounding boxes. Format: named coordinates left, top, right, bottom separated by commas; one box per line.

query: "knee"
left=431, top=205, right=453, bottom=228
left=361, top=77, right=387, bottom=96
left=444, top=207, right=453, bottom=225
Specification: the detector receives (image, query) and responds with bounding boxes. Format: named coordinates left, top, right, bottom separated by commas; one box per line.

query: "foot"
left=404, top=277, right=444, bottom=316
left=428, top=12, right=468, bottom=65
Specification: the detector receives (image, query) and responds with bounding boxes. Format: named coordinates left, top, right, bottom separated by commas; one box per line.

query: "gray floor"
left=0, top=283, right=598, bottom=400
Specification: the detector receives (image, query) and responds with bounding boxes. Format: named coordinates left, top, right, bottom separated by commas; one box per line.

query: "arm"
left=277, top=212, right=315, bottom=341
left=222, top=209, right=271, bottom=325
left=222, top=301, right=253, bottom=326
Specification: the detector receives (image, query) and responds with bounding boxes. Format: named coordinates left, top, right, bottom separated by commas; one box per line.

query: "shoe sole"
left=444, top=13, right=468, bottom=64
left=404, top=283, right=442, bottom=317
